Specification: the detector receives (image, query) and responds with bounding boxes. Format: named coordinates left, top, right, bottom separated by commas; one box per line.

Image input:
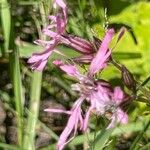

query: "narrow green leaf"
left=18, top=1, right=39, bottom=5
left=138, top=75, right=150, bottom=88
left=9, top=48, right=24, bottom=146
left=129, top=120, right=150, bottom=150
left=8, top=6, right=24, bottom=147
left=113, top=52, right=141, bottom=60
left=43, top=120, right=150, bottom=149
left=0, top=0, right=11, bottom=55
left=23, top=71, right=42, bottom=150
left=93, top=128, right=114, bottom=150
left=17, top=41, right=42, bottom=58
left=0, top=143, right=20, bottom=150
left=39, top=120, right=59, bottom=141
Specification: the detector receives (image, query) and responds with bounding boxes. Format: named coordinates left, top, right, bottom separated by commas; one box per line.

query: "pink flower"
left=107, top=108, right=128, bottom=129
left=27, top=42, right=56, bottom=70
left=46, top=48, right=128, bottom=149
left=54, top=28, right=115, bottom=77
left=53, top=60, right=80, bottom=77
left=82, top=84, right=127, bottom=130
left=71, top=27, right=126, bottom=65
left=107, top=87, right=128, bottom=128
left=88, top=29, right=115, bottom=76
left=45, top=97, right=84, bottom=150
left=28, top=0, right=95, bottom=71
left=45, top=73, right=128, bottom=149
left=28, top=0, right=67, bottom=71
left=28, top=0, right=125, bottom=72
left=44, top=28, right=128, bottom=150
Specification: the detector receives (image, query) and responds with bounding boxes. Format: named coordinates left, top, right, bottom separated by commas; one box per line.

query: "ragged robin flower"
left=45, top=29, right=129, bottom=150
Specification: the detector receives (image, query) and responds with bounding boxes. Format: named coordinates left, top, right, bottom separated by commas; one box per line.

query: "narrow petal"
left=53, top=60, right=79, bottom=77
left=44, top=108, right=71, bottom=115
left=113, top=86, right=124, bottom=105
left=57, top=116, right=75, bottom=150
left=53, top=60, right=63, bottom=66
left=88, top=28, right=115, bottom=76
left=83, top=106, right=94, bottom=131
left=57, top=97, right=84, bottom=150
left=60, top=65, right=78, bottom=77
left=56, top=14, right=66, bottom=34
left=79, top=111, right=84, bottom=130
left=32, top=60, right=48, bottom=71
left=107, top=108, right=128, bottom=128
left=55, top=0, right=66, bottom=9
left=34, top=39, right=55, bottom=46
left=43, top=29, right=58, bottom=38
left=116, top=108, right=128, bottom=124
left=48, top=15, right=57, bottom=22
left=28, top=0, right=68, bottom=71
left=28, top=51, right=52, bottom=64
left=28, top=48, right=53, bottom=71
left=54, top=0, right=68, bottom=27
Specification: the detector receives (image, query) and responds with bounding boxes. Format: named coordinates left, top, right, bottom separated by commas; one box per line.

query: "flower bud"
left=121, top=65, right=136, bottom=92
left=61, top=34, right=95, bottom=54
left=72, top=54, right=94, bottom=64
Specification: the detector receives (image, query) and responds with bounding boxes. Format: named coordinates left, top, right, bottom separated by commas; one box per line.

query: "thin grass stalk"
left=9, top=49, right=24, bottom=146
left=22, top=1, right=50, bottom=149
left=8, top=8, right=24, bottom=146
left=23, top=71, right=42, bottom=150
left=129, top=119, right=150, bottom=150
left=0, top=143, right=20, bottom=150
left=0, top=0, right=11, bottom=56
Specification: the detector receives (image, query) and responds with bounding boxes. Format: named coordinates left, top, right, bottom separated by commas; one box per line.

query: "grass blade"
left=129, top=120, right=150, bottom=150
left=93, top=128, right=114, bottom=150
left=0, top=0, right=11, bottom=55
left=9, top=48, right=24, bottom=146
left=8, top=11, right=24, bottom=147
left=23, top=71, right=42, bottom=150
left=0, top=143, right=20, bottom=150
left=45, top=121, right=150, bottom=149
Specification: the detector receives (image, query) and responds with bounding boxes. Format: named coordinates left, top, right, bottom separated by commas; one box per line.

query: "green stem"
left=23, top=2, right=48, bottom=149
left=8, top=9, right=24, bottom=146
left=23, top=71, right=42, bottom=150
left=9, top=48, right=24, bottom=146
left=0, top=0, right=11, bottom=56
left=129, top=120, right=150, bottom=150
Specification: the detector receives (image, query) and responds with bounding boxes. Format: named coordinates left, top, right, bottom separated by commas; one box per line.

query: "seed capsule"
left=121, top=65, right=136, bottom=93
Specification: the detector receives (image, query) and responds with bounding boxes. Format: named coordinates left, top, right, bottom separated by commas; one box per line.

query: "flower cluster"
left=28, top=0, right=132, bottom=150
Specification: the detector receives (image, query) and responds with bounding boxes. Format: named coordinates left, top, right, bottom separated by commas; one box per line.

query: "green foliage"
left=109, top=1, right=150, bottom=76
left=0, top=0, right=11, bottom=55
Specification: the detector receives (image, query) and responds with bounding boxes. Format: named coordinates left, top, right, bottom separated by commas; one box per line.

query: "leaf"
left=0, top=0, right=11, bottom=54
left=93, top=128, right=114, bottom=150
left=17, top=41, right=42, bottom=58
left=0, top=143, right=20, bottom=150
left=41, top=120, right=150, bottom=149
left=109, top=2, right=150, bottom=76
left=129, top=120, right=150, bottom=150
